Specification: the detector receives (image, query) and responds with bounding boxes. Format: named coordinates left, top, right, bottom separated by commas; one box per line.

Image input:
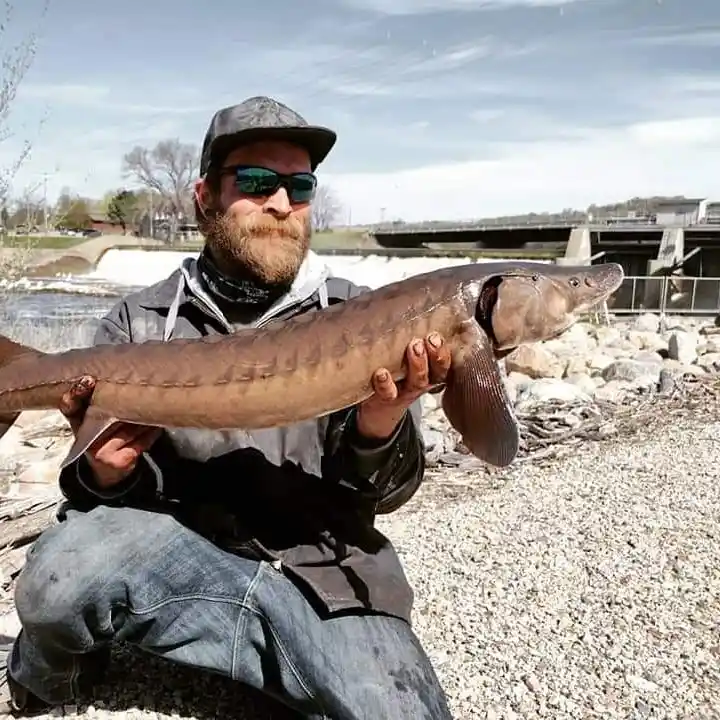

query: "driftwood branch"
left=0, top=496, right=58, bottom=594
left=512, top=374, right=713, bottom=463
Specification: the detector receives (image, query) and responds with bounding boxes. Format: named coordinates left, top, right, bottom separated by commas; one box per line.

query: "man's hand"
left=59, top=376, right=162, bottom=489
left=355, top=332, right=452, bottom=441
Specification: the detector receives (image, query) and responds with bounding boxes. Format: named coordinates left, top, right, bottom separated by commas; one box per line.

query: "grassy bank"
left=105, top=230, right=374, bottom=254
left=0, top=235, right=87, bottom=250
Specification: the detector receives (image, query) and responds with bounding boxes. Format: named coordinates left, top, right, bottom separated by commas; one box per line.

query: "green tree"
left=63, top=197, right=92, bottom=230
left=107, top=189, right=138, bottom=233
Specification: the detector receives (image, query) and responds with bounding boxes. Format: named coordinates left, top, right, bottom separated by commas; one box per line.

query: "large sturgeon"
left=0, top=260, right=623, bottom=469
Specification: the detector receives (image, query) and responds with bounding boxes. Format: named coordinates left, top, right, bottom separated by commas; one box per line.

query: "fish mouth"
left=475, top=275, right=504, bottom=346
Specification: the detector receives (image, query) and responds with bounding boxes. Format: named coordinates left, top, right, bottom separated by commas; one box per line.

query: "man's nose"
left=263, top=186, right=292, bottom=218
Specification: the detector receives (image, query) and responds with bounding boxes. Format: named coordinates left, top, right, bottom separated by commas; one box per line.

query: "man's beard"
left=203, top=208, right=311, bottom=288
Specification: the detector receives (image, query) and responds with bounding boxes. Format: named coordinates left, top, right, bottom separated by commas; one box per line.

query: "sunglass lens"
left=235, top=167, right=278, bottom=195
left=234, top=167, right=317, bottom=203
left=290, top=173, right=317, bottom=203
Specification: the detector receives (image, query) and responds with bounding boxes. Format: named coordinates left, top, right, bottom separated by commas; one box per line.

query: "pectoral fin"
left=59, top=406, right=121, bottom=470
left=442, top=328, right=519, bottom=467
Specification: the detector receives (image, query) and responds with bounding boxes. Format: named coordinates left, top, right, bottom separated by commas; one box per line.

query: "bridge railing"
left=597, top=275, right=720, bottom=318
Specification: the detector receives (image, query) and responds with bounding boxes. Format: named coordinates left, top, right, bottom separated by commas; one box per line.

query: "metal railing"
left=602, top=274, right=720, bottom=318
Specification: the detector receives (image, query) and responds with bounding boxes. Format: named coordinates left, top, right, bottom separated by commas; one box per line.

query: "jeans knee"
left=14, top=506, right=178, bottom=631
left=15, top=531, right=103, bottom=631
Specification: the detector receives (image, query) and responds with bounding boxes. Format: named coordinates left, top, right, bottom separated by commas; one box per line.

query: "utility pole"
left=42, top=172, right=49, bottom=233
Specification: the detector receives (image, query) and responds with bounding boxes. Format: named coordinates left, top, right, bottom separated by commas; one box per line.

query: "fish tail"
left=0, top=335, right=43, bottom=443
left=0, top=334, right=42, bottom=362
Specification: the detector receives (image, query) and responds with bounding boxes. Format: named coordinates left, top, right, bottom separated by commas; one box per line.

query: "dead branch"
left=510, top=375, right=717, bottom=464
left=0, top=0, right=49, bottom=206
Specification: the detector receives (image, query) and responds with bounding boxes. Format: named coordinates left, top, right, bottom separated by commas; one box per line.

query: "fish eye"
left=531, top=274, right=539, bottom=282
left=569, top=277, right=580, bottom=287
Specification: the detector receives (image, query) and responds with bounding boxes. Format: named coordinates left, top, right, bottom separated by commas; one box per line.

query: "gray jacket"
left=58, top=250, right=426, bottom=622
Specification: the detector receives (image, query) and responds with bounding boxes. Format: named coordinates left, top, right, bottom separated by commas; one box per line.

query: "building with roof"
left=654, top=198, right=708, bottom=226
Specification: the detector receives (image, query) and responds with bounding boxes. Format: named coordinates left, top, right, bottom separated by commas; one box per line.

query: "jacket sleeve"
left=321, top=277, right=427, bottom=515
left=57, top=301, right=166, bottom=509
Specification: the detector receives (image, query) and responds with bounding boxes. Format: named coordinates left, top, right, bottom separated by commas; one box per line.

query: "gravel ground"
left=2, top=400, right=719, bottom=719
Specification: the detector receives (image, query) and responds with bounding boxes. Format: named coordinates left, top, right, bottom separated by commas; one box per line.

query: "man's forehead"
left=224, top=140, right=312, bottom=168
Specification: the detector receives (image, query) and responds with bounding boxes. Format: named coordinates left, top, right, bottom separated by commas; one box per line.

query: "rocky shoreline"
left=422, top=313, right=720, bottom=464
left=1, top=313, right=719, bottom=718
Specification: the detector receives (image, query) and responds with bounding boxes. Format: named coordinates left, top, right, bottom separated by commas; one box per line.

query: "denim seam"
left=67, top=654, right=80, bottom=701
left=124, top=584, right=328, bottom=717
left=251, top=563, right=329, bottom=719
left=258, top=614, right=329, bottom=719
left=230, top=561, right=263, bottom=681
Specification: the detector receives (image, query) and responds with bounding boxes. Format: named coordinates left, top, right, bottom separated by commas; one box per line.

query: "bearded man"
left=1, top=97, right=454, bottom=719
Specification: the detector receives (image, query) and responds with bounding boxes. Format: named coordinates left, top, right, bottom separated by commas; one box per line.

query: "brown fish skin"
left=0, top=260, right=623, bottom=469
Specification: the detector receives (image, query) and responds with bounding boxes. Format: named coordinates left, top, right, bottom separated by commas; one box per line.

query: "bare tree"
left=0, top=0, right=48, bottom=208
left=0, top=0, right=48, bottom=287
left=122, top=139, right=198, bottom=242
left=312, top=184, right=343, bottom=232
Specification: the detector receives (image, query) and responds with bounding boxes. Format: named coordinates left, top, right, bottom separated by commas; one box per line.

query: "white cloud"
left=470, top=108, right=508, bottom=122
left=338, top=0, right=597, bottom=14
left=324, top=115, right=720, bottom=224
left=638, top=27, right=720, bottom=47
left=627, top=117, right=720, bottom=146
left=19, top=83, right=110, bottom=104
left=220, top=34, right=540, bottom=104
left=17, top=83, right=209, bottom=116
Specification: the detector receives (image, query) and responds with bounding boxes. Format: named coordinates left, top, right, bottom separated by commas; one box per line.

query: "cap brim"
left=207, top=126, right=337, bottom=173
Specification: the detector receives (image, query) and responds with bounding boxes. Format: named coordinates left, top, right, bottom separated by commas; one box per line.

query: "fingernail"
left=413, top=340, right=424, bottom=355
left=377, top=370, right=389, bottom=381
left=428, top=333, right=442, bottom=348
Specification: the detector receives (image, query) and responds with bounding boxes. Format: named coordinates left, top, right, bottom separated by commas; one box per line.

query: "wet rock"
left=668, top=330, right=699, bottom=365
left=515, top=379, right=592, bottom=410
left=505, top=345, right=566, bottom=379
left=601, top=359, right=662, bottom=384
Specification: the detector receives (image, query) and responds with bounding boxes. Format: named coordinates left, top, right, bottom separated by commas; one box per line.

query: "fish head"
left=475, top=262, right=624, bottom=350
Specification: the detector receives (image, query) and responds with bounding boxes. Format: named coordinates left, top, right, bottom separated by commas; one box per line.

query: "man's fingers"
left=89, top=423, right=158, bottom=455
left=59, top=376, right=96, bottom=418
left=368, top=333, right=450, bottom=406
left=426, top=333, right=451, bottom=385
left=370, top=368, right=398, bottom=402
left=404, top=338, right=429, bottom=392
left=93, top=427, right=162, bottom=470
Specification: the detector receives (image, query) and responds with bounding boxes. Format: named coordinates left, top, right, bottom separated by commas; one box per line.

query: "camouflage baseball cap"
left=200, top=95, right=337, bottom=175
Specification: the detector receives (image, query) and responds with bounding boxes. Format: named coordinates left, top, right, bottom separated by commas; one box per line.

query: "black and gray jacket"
left=58, top=250, right=426, bottom=622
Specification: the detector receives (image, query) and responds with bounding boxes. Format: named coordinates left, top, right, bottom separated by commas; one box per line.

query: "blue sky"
left=2, top=0, right=720, bottom=224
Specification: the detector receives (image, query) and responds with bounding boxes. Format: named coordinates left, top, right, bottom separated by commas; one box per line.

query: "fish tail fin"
left=0, top=335, right=43, bottom=443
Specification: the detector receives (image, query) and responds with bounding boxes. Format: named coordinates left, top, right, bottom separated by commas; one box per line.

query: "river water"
left=0, top=291, right=120, bottom=352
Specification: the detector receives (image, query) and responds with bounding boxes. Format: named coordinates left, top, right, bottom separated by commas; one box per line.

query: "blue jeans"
left=9, top=505, right=452, bottom=719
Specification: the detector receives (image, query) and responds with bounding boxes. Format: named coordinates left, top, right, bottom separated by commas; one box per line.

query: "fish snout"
left=571, top=263, right=624, bottom=309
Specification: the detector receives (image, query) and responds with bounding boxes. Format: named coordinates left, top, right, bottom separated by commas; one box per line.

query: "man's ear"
left=194, top=178, right=212, bottom=217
